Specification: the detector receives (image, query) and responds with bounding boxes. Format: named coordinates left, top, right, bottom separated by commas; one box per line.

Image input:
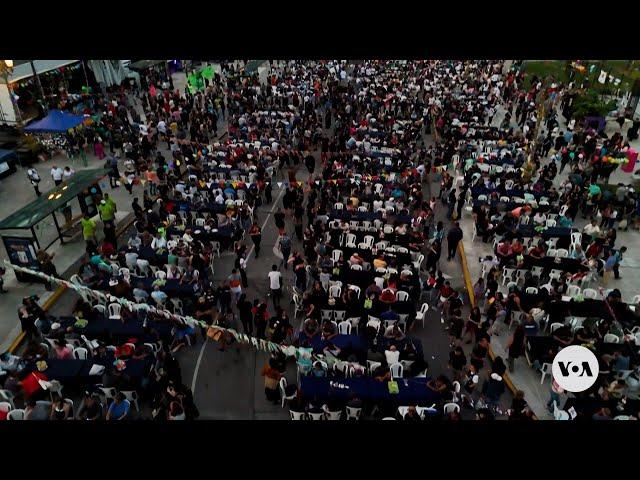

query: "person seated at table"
left=395, top=223, right=408, bottom=235
left=373, top=254, right=387, bottom=270
left=76, top=392, right=104, bottom=421
left=349, top=252, right=364, bottom=266
left=384, top=345, right=400, bottom=367
left=106, top=392, right=131, bottom=420
left=323, top=342, right=342, bottom=363
left=365, top=281, right=382, bottom=299
left=52, top=339, right=73, bottom=360
left=582, top=218, right=601, bottom=242
left=532, top=211, right=547, bottom=226
left=180, top=264, right=199, bottom=285
left=379, top=288, right=397, bottom=304
left=528, top=241, right=546, bottom=260
left=558, top=215, right=573, bottom=228
left=612, top=349, right=631, bottom=372
left=401, top=405, right=422, bottom=422
left=50, top=395, right=72, bottom=421
left=166, top=264, right=181, bottom=280
left=384, top=324, right=406, bottom=342
left=574, top=323, right=597, bottom=344
left=552, top=324, right=574, bottom=347
left=496, top=240, right=513, bottom=265
left=150, top=285, right=169, bottom=306
left=320, top=319, right=338, bottom=340
left=426, top=375, right=450, bottom=396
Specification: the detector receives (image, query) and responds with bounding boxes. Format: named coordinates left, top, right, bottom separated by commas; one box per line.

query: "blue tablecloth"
left=300, top=376, right=441, bottom=406
left=56, top=315, right=173, bottom=343
left=25, top=358, right=149, bottom=384
left=298, top=333, right=369, bottom=355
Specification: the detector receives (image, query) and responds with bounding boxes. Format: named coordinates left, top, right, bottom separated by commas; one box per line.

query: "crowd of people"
left=3, top=59, right=640, bottom=421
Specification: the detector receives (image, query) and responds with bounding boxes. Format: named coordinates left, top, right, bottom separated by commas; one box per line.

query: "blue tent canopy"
left=24, top=110, right=86, bottom=133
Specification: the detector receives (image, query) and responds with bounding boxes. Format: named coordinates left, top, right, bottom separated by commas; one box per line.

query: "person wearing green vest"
left=81, top=214, right=98, bottom=249
left=98, top=199, right=115, bottom=223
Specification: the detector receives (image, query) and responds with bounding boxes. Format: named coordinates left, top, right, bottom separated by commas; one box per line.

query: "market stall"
left=23, top=110, right=90, bottom=157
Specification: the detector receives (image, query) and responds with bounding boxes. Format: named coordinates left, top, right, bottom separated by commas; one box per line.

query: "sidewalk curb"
left=6, top=215, right=135, bottom=354
left=457, top=241, right=538, bottom=419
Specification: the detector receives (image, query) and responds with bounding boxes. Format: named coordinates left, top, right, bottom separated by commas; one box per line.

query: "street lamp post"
left=0, top=59, right=23, bottom=126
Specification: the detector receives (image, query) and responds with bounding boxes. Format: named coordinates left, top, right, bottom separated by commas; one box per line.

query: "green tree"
left=571, top=90, right=617, bottom=120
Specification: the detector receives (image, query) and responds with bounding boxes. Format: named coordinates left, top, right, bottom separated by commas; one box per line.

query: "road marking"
left=190, top=185, right=286, bottom=395
left=191, top=338, right=208, bottom=395
left=244, top=185, right=286, bottom=265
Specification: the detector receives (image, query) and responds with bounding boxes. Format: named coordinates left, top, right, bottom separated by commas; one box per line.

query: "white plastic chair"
left=331, top=249, right=343, bottom=264
left=329, top=285, right=342, bottom=298
left=443, top=403, right=460, bottom=414
left=345, top=234, right=357, bottom=248
left=566, top=285, right=581, bottom=297
left=555, top=248, right=569, bottom=258
left=323, top=405, right=342, bottom=420
left=546, top=219, right=557, bottom=227
left=348, top=285, right=361, bottom=299
left=73, top=347, right=89, bottom=360
left=280, top=378, right=296, bottom=408
left=580, top=288, right=597, bottom=300
left=337, top=320, right=352, bottom=335
left=604, top=333, right=620, bottom=344
left=308, top=411, right=325, bottom=421
left=525, top=287, right=538, bottom=294
left=415, top=303, right=429, bottom=328
left=290, top=410, right=307, bottom=420
left=0, top=390, right=15, bottom=409
left=346, top=406, right=362, bottom=420
left=108, top=303, right=122, bottom=320
left=550, top=322, right=565, bottom=333
left=93, top=304, right=107, bottom=315
left=539, top=362, right=553, bottom=384
left=390, top=363, right=404, bottom=379
left=553, top=401, right=570, bottom=420
left=99, top=387, right=118, bottom=405
left=321, top=310, right=334, bottom=322
left=396, top=291, right=410, bottom=302
left=155, top=270, right=167, bottom=280
left=7, top=409, right=25, bottom=420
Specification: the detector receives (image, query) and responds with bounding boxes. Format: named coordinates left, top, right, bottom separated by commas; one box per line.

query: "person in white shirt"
left=151, top=234, right=167, bottom=250
left=63, top=166, right=75, bottom=180
left=268, top=264, right=283, bottom=308
left=51, top=165, right=64, bottom=186
left=27, top=167, right=41, bottom=196
left=215, top=192, right=225, bottom=204
left=384, top=345, right=400, bottom=365
left=532, top=212, right=547, bottom=226
left=583, top=219, right=601, bottom=239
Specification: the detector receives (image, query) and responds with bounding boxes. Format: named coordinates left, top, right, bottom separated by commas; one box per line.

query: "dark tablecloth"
left=300, top=376, right=442, bottom=406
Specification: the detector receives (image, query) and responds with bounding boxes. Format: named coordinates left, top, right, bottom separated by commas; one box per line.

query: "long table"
left=24, top=357, right=150, bottom=385
left=300, top=376, right=442, bottom=407
left=56, top=315, right=173, bottom=343
left=516, top=225, right=572, bottom=249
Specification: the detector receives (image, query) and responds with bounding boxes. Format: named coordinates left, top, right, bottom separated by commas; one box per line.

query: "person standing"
left=81, top=214, right=98, bottom=252
left=237, top=293, right=253, bottom=336
left=109, top=155, right=120, bottom=188
left=268, top=265, right=283, bottom=308
left=249, top=222, right=262, bottom=258
left=27, top=167, right=42, bottom=196
left=506, top=325, right=526, bottom=372
left=50, top=165, right=64, bottom=186
left=446, top=222, right=464, bottom=261
left=235, top=253, right=248, bottom=288
left=278, top=233, right=292, bottom=269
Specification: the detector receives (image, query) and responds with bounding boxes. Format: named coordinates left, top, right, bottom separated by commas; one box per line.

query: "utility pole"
left=29, top=60, right=47, bottom=113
